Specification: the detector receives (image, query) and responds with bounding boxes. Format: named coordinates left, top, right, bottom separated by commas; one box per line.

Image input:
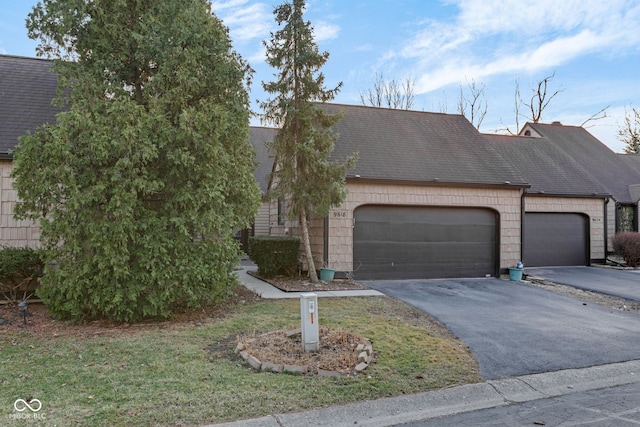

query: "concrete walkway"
left=206, top=360, right=640, bottom=426
left=236, top=265, right=383, bottom=299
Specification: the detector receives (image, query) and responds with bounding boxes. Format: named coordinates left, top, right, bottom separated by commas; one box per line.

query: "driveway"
left=364, top=278, right=640, bottom=380
left=526, top=266, right=640, bottom=302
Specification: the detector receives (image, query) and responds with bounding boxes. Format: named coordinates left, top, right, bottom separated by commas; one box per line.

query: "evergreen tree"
left=261, top=0, right=356, bottom=283
left=12, top=0, right=261, bottom=321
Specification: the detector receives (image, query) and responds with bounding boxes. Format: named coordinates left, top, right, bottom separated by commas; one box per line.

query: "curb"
left=205, top=359, right=640, bottom=427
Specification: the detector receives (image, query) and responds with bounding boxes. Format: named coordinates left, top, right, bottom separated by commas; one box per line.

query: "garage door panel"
left=524, top=213, right=588, bottom=267
left=353, top=205, right=497, bottom=280
left=355, top=259, right=493, bottom=280
left=357, top=223, right=495, bottom=243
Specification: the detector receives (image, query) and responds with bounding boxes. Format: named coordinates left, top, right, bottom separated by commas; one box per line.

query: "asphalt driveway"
left=364, top=278, right=640, bottom=380
left=526, top=266, right=640, bottom=302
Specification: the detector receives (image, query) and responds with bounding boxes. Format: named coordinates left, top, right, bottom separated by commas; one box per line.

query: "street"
left=401, top=381, right=640, bottom=426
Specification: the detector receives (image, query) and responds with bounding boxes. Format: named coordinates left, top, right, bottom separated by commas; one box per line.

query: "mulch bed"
left=0, top=285, right=261, bottom=338
left=247, top=270, right=370, bottom=292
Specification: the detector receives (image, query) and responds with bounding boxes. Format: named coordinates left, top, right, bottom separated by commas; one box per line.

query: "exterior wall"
left=326, top=182, right=524, bottom=274
left=0, top=160, right=41, bottom=248
left=524, top=195, right=606, bottom=262
left=607, top=200, right=616, bottom=253
left=254, top=202, right=270, bottom=236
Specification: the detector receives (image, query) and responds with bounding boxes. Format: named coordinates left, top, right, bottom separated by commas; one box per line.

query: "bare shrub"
left=612, top=233, right=640, bottom=267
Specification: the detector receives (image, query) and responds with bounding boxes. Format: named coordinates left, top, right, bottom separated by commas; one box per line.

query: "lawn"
left=1, top=291, right=481, bottom=426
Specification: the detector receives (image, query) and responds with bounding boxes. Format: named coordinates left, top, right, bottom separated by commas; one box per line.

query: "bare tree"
left=580, top=105, right=610, bottom=128
left=499, top=73, right=562, bottom=134
left=457, top=79, right=488, bottom=129
left=524, top=72, right=562, bottom=123
left=497, top=78, right=521, bottom=135
left=360, top=72, right=415, bottom=110
left=618, top=107, right=640, bottom=154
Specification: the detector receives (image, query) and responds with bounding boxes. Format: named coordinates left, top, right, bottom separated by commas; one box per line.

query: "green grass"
left=1, top=296, right=481, bottom=426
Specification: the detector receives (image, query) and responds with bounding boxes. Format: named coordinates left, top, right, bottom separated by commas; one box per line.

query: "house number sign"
left=332, top=210, right=348, bottom=218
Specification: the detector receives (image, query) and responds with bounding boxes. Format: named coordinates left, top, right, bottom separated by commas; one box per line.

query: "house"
left=252, top=105, right=638, bottom=280
left=258, top=104, right=531, bottom=279
left=249, top=127, right=276, bottom=238
left=0, top=55, right=60, bottom=248
left=234, top=126, right=275, bottom=252
left=2, top=53, right=639, bottom=280
left=1, top=54, right=278, bottom=252
left=518, top=122, right=640, bottom=250
left=484, top=128, right=610, bottom=267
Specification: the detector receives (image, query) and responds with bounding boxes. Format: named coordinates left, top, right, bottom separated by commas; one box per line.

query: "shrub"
left=0, top=246, right=45, bottom=304
left=249, top=236, right=300, bottom=277
left=37, top=239, right=239, bottom=323
left=612, top=232, right=640, bottom=267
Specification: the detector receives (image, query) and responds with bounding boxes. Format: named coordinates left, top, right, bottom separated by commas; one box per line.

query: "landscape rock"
left=261, top=362, right=283, bottom=373
left=283, top=364, right=308, bottom=374
left=318, top=369, right=342, bottom=377
left=247, top=355, right=262, bottom=370
left=354, top=362, right=368, bottom=372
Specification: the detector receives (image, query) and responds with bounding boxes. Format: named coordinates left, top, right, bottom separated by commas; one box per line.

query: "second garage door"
left=353, top=205, right=498, bottom=280
left=524, top=212, right=589, bottom=267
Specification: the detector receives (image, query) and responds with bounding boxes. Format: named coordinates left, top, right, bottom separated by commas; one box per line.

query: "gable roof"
left=318, top=103, right=528, bottom=188
left=249, top=126, right=275, bottom=195
left=484, top=132, right=609, bottom=197
left=0, top=55, right=61, bottom=158
left=617, top=154, right=640, bottom=203
left=1, top=55, right=634, bottom=201
left=523, top=122, right=640, bottom=203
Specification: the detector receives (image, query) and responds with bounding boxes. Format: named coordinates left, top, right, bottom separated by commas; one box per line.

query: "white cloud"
left=210, top=0, right=251, bottom=11
left=312, top=21, right=340, bottom=41
left=400, top=0, right=640, bottom=94
left=211, top=1, right=272, bottom=43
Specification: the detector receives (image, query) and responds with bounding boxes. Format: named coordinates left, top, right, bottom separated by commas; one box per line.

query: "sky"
left=1, top=1, right=639, bottom=152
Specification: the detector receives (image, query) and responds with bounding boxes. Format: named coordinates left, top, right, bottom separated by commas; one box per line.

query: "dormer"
left=519, top=123, right=542, bottom=138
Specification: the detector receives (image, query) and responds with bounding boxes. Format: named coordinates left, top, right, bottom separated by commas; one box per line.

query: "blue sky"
left=2, top=1, right=639, bottom=152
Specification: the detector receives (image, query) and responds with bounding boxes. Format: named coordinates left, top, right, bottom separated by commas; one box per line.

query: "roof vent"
left=524, top=130, right=531, bottom=136
left=551, top=121, right=562, bottom=125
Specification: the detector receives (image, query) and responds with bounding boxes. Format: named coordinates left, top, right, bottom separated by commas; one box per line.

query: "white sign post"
left=300, top=293, right=319, bottom=352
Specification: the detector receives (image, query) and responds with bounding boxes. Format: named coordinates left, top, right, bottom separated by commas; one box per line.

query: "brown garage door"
left=353, top=205, right=498, bottom=280
left=524, top=213, right=589, bottom=267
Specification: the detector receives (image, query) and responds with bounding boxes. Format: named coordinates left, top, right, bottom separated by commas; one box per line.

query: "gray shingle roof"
left=319, top=103, right=528, bottom=187
left=0, top=55, right=60, bottom=158
left=617, top=154, right=640, bottom=203
left=249, top=126, right=275, bottom=195
left=484, top=132, right=609, bottom=197
left=525, top=123, right=640, bottom=203
left=1, top=55, right=636, bottom=201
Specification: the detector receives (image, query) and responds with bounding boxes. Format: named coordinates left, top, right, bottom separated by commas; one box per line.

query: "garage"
left=353, top=205, right=498, bottom=280
left=524, top=212, right=589, bottom=267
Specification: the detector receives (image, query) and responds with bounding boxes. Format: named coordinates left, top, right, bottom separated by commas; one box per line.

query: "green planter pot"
left=508, top=268, right=523, bottom=281
left=319, top=268, right=335, bottom=282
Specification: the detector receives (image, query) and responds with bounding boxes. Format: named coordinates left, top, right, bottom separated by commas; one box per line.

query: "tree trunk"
left=300, top=206, right=319, bottom=283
